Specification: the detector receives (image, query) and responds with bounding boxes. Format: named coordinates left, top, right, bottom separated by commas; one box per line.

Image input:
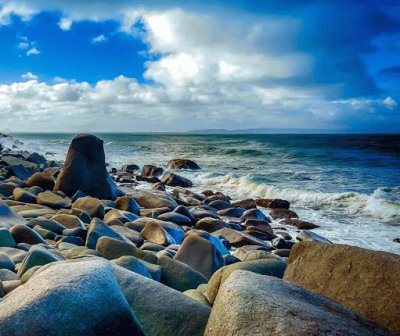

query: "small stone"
left=9, top=224, right=45, bottom=245
left=12, top=188, right=37, bottom=203
left=72, top=196, right=105, bottom=219
left=37, top=191, right=71, bottom=209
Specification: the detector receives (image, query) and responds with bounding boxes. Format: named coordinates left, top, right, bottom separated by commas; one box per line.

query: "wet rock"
left=208, top=200, right=232, bottom=210
left=240, top=208, right=267, bottom=221
left=272, top=249, right=291, bottom=258
left=27, top=172, right=55, bottom=191
left=243, top=219, right=273, bottom=232
left=0, top=182, right=17, bottom=197
left=280, top=218, right=319, bottom=229
left=207, top=259, right=287, bottom=304
left=212, top=227, right=271, bottom=249
left=217, top=207, right=245, bottom=218
left=17, top=246, right=63, bottom=277
left=285, top=241, right=400, bottom=335
left=86, top=218, right=126, bottom=249
left=158, top=212, right=192, bottom=226
left=270, top=208, right=299, bottom=220
left=130, top=190, right=178, bottom=209
left=231, top=198, right=256, bottom=209
left=205, top=270, right=389, bottom=336
left=157, top=254, right=207, bottom=292
left=122, top=163, right=140, bottom=173
left=0, top=252, right=15, bottom=270
left=72, top=196, right=105, bottom=219
left=9, top=224, right=45, bottom=245
left=151, top=182, right=165, bottom=191
left=54, top=134, right=123, bottom=199
left=256, top=198, right=290, bottom=209
left=104, top=209, right=138, bottom=224
left=113, top=262, right=210, bottom=336
left=161, top=172, right=193, bottom=188
left=174, top=235, right=224, bottom=279
left=37, top=191, right=71, bottom=209
left=166, top=159, right=201, bottom=170
left=0, top=199, right=27, bottom=228
left=115, top=195, right=140, bottom=215
left=173, top=205, right=196, bottom=222
left=0, top=258, right=144, bottom=336
left=297, top=230, right=332, bottom=243
left=394, top=238, right=400, bottom=243
left=0, top=228, right=16, bottom=247
left=27, top=152, right=47, bottom=167
left=110, top=226, right=144, bottom=246
left=141, top=164, right=163, bottom=177
left=272, top=237, right=295, bottom=249
left=12, top=187, right=37, bottom=203
left=195, top=217, right=226, bottom=233
left=96, top=236, right=157, bottom=263
left=27, top=218, right=67, bottom=235
left=140, top=221, right=175, bottom=246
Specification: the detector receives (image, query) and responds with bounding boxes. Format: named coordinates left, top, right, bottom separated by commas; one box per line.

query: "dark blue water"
left=7, top=133, right=400, bottom=253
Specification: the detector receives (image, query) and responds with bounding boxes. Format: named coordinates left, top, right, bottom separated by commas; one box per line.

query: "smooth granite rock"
left=205, top=270, right=390, bottom=336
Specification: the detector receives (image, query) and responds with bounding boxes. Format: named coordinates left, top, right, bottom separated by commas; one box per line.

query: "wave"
left=192, top=173, right=400, bottom=221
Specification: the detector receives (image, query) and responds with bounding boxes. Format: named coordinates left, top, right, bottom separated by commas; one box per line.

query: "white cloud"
left=0, top=3, right=35, bottom=25
left=58, top=17, right=72, bottom=31
left=17, top=41, right=29, bottom=49
left=382, top=96, right=398, bottom=109
left=21, top=72, right=38, bottom=80
left=91, top=34, right=107, bottom=44
left=26, top=47, right=40, bottom=56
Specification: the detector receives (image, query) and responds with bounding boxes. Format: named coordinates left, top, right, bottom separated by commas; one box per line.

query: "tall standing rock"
left=54, top=134, right=123, bottom=200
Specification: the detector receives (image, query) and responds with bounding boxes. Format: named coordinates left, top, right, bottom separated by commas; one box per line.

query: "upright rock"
left=54, top=134, right=123, bottom=200
left=284, top=241, right=400, bottom=335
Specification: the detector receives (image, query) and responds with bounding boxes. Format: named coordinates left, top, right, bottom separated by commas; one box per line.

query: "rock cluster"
left=0, top=133, right=396, bottom=336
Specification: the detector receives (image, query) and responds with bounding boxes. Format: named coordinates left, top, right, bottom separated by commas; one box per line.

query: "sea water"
left=7, top=133, right=400, bottom=254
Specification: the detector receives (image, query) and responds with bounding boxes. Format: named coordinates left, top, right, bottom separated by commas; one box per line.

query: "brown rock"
left=27, top=172, right=55, bottom=191
left=270, top=208, right=298, bottom=220
left=284, top=241, right=400, bottom=335
left=256, top=198, right=290, bottom=209
left=280, top=218, right=319, bottom=229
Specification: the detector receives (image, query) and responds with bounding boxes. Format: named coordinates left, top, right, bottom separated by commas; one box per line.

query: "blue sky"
left=0, top=0, right=399, bottom=132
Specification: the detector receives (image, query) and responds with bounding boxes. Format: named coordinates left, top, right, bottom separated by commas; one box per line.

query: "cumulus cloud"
left=0, top=2, right=35, bottom=25
left=91, top=34, right=107, bottom=44
left=58, top=17, right=72, bottom=31
left=0, top=1, right=398, bottom=132
left=26, top=47, right=40, bottom=56
left=21, top=72, right=38, bottom=80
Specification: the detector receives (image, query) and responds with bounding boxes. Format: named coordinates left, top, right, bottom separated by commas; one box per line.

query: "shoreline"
left=0, top=133, right=399, bottom=335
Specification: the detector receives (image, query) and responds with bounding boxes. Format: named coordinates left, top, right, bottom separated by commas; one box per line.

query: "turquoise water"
left=7, top=133, right=400, bottom=253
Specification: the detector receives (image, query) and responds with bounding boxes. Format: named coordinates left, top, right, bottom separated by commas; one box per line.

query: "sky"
left=0, top=0, right=399, bottom=133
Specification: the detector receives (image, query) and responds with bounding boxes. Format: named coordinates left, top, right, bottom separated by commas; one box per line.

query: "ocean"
left=7, top=133, right=400, bottom=254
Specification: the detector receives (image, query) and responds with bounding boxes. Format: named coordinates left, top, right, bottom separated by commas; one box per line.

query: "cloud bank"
left=0, top=0, right=399, bottom=132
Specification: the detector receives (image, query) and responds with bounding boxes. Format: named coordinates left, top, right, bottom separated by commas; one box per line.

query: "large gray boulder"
left=112, top=263, right=211, bottom=336
left=205, top=270, right=391, bottom=336
left=0, top=199, right=26, bottom=228
left=54, top=134, right=123, bottom=200
left=0, top=258, right=144, bottom=335
left=284, top=241, right=400, bottom=335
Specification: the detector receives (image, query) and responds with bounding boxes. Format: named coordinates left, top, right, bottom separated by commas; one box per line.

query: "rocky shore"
left=0, top=133, right=399, bottom=335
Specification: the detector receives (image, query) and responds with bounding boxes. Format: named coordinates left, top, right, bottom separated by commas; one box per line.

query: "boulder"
left=205, top=270, right=390, bottom=336
left=112, top=256, right=152, bottom=279
left=212, top=227, right=271, bottom=249
left=96, top=237, right=157, bottom=264
left=0, top=258, right=144, bottom=335
left=166, top=159, right=200, bottom=170
left=207, top=259, right=287, bottom=304
left=130, top=190, right=178, bottom=209
left=270, top=208, right=299, bottom=220
left=0, top=228, right=16, bottom=247
left=141, top=164, right=163, bottom=177
left=297, top=230, right=332, bottom=243
left=217, top=207, right=245, bottom=218
left=0, top=252, right=15, bottom=270
left=110, top=226, right=144, bottom=246
left=17, top=246, right=63, bottom=277
left=0, top=199, right=27, bottom=228
left=161, top=172, right=193, bottom=188
left=115, top=196, right=140, bottom=215
left=72, top=196, right=105, bottom=219
left=256, top=198, right=290, bottom=209
left=37, top=191, right=71, bottom=209
left=12, top=187, right=37, bottom=203
left=231, top=198, right=256, bottom=209
left=284, top=241, right=400, bottom=335
left=158, top=212, right=192, bottom=226
left=112, top=262, right=210, bottom=336
left=27, top=172, right=55, bottom=191
left=51, top=213, right=85, bottom=229
left=140, top=221, right=175, bottom=246
left=174, top=235, right=224, bottom=279
left=195, top=217, right=226, bottom=233
left=280, top=218, right=319, bottom=229
left=239, top=208, right=267, bottom=221
left=157, top=254, right=207, bottom=292
left=27, top=218, right=67, bottom=235
left=0, top=182, right=17, bottom=197
left=54, top=134, right=123, bottom=199
left=9, top=224, right=45, bottom=245
left=86, top=218, right=125, bottom=249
